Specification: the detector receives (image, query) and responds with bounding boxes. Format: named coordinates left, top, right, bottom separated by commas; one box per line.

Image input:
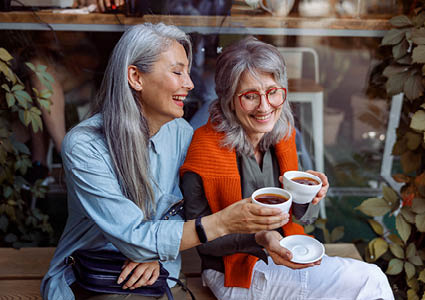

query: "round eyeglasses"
left=237, top=87, right=287, bottom=111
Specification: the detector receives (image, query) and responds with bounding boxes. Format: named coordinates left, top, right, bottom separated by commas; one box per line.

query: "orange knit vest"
left=180, top=121, right=306, bottom=288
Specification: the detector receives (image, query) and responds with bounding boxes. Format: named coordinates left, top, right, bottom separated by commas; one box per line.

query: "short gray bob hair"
left=210, top=37, right=294, bottom=155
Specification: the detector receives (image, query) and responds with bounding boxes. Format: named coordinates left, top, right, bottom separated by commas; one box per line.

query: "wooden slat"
left=0, top=279, right=42, bottom=299
left=0, top=11, right=391, bottom=31
left=0, top=247, right=55, bottom=280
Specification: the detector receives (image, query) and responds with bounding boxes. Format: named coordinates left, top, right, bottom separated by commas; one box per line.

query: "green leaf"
left=6, top=92, right=15, bottom=107
left=0, top=60, right=16, bottom=83
left=368, top=219, right=384, bottom=235
left=411, top=28, right=425, bottom=44
left=393, top=139, right=408, bottom=155
left=416, top=213, right=425, bottom=232
left=36, top=64, right=47, bottom=73
left=386, top=258, right=404, bottom=275
left=412, top=198, right=425, bottom=214
left=390, top=15, right=413, bottom=27
left=407, top=243, right=417, bottom=258
left=412, top=45, right=425, bottom=63
left=25, top=62, right=36, bottom=72
left=386, top=71, right=410, bottom=95
left=407, top=288, right=419, bottom=300
left=413, top=11, right=425, bottom=27
left=401, top=151, right=422, bottom=174
left=356, top=198, right=391, bottom=217
left=404, top=73, right=424, bottom=101
left=14, top=90, right=32, bottom=109
left=0, top=48, right=13, bottom=62
left=383, top=185, right=399, bottom=205
left=1, top=83, right=10, bottom=92
left=406, top=131, right=423, bottom=150
left=396, top=214, right=412, bottom=243
left=11, top=84, right=24, bottom=92
left=18, top=110, right=25, bottom=126
left=3, top=186, right=13, bottom=199
left=330, top=226, right=344, bottom=242
left=393, top=39, right=409, bottom=59
left=370, top=237, right=388, bottom=261
left=409, top=255, right=423, bottom=266
left=37, top=99, right=50, bottom=110
left=388, top=233, right=404, bottom=246
left=39, top=89, right=52, bottom=100
left=411, top=110, right=425, bottom=131
left=383, top=64, right=409, bottom=77
left=397, top=55, right=413, bottom=65
left=35, top=73, right=52, bottom=90
left=419, top=269, right=425, bottom=282
left=382, top=28, right=408, bottom=45
left=304, top=224, right=315, bottom=234
left=405, top=261, right=416, bottom=280
left=407, top=277, right=418, bottom=290
left=389, top=243, right=405, bottom=259
left=401, top=207, right=417, bottom=223
left=23, top=110, right=31, bottom=126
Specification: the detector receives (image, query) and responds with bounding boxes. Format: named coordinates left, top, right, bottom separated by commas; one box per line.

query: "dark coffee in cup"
left=292, top=177, right=320, bottom=186
left=255, top=193, right=288, bottom=205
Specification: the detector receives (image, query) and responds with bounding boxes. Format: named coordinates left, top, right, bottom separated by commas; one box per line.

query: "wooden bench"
left=0, top=244, right=363, bottom=299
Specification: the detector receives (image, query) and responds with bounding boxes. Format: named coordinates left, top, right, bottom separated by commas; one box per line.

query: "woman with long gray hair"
left=181, top=37, right=394, bottom=299
left=41, top=24, right=288, bottom=299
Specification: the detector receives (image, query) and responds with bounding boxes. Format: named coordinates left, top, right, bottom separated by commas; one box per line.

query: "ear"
left=128, top=65, right=143, bottom=91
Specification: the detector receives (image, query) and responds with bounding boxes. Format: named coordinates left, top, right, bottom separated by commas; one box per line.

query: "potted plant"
left=0, top=47, right=54, bottom=247
left=356, top=2, right=425, bottom=298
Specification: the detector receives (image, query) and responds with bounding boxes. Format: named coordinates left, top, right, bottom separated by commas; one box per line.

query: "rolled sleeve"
left=64, top=137, right=183, bottom=262
left=157, top=220, right=184, bottom=261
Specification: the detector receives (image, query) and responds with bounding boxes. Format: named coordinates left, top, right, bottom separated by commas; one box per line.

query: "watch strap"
left=195, top=216, right=208, bottom=243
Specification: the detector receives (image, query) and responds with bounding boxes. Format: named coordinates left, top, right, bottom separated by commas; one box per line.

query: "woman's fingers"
left=130, top=267, right=153, bottom=289
left=122, top=261, right=160, bottom=289
left=118, top=261, right=138, bottom=285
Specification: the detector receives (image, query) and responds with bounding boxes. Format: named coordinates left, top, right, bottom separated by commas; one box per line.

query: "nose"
left=257, top=93, right=271, bottom=111
left=183, top=73, right=194, bottom=91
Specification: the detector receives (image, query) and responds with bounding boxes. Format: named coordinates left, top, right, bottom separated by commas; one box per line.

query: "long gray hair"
left=92, top=23, right=192, bottom=217
left=210, top=37, right=294, bottom=155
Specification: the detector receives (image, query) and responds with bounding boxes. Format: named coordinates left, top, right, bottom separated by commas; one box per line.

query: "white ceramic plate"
left=279, top=235, right=325, bottom=264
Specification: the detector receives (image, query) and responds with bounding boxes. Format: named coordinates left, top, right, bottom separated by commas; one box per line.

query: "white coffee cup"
left=260, top=0, right=295, bottom=17
left=251, top=187, right=292, bottom=213
left=283, top=171, right=322, bottom=204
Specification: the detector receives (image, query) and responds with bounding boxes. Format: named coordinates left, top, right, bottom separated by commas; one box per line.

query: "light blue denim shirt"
left=41, top=114, right=193, bottom=300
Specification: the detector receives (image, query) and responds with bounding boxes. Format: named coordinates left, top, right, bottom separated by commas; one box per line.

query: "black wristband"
left=195, top=216, right=208, bottom=243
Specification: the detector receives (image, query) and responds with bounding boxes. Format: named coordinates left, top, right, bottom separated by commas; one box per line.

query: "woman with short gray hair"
left=181, top=37, right=394, bottom=299
left=41, top=24, right=288, bottom=300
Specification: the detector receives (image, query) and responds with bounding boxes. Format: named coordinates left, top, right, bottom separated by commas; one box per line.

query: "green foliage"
left=0, top=47, right=54, bottom=247
left=304, top=218, right=344, bottom=243
left=359, top=4, right=425, bottom=298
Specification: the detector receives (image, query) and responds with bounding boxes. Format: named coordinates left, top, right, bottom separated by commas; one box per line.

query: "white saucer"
left=279, top=235, right=325, bottom=264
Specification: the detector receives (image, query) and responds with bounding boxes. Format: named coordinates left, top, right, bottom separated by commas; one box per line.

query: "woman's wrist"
left=201, top=213, right=229, bottom=241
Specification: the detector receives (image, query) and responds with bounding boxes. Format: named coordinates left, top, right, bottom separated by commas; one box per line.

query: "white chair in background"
left=278, top=47, right=326, bottom=218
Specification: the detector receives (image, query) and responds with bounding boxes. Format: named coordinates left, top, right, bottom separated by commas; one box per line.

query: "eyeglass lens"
left=241, top=88, right=285, bottom=110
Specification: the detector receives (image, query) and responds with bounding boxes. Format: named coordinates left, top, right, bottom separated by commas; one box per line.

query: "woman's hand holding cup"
left=217, top=198, right=289, bottom=234
left=280, top=170, right=328, bottom=205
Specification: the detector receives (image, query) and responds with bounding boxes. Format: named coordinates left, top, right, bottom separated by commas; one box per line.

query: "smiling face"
left=137, top=41, right=194, bottom=135
left=233, top=70, right=283, bottom=148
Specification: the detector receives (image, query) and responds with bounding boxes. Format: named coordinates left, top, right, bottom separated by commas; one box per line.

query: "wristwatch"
left=195, top=216, right=208, bottom=243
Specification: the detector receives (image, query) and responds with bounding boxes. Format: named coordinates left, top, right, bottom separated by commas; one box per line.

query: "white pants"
left=202, top=255, right=394, bottom=300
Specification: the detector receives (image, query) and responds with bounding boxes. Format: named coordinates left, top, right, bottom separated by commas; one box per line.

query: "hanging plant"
left=0, top=47, right=54, bottom=247
left=357, top=3, right=425, bottom=298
